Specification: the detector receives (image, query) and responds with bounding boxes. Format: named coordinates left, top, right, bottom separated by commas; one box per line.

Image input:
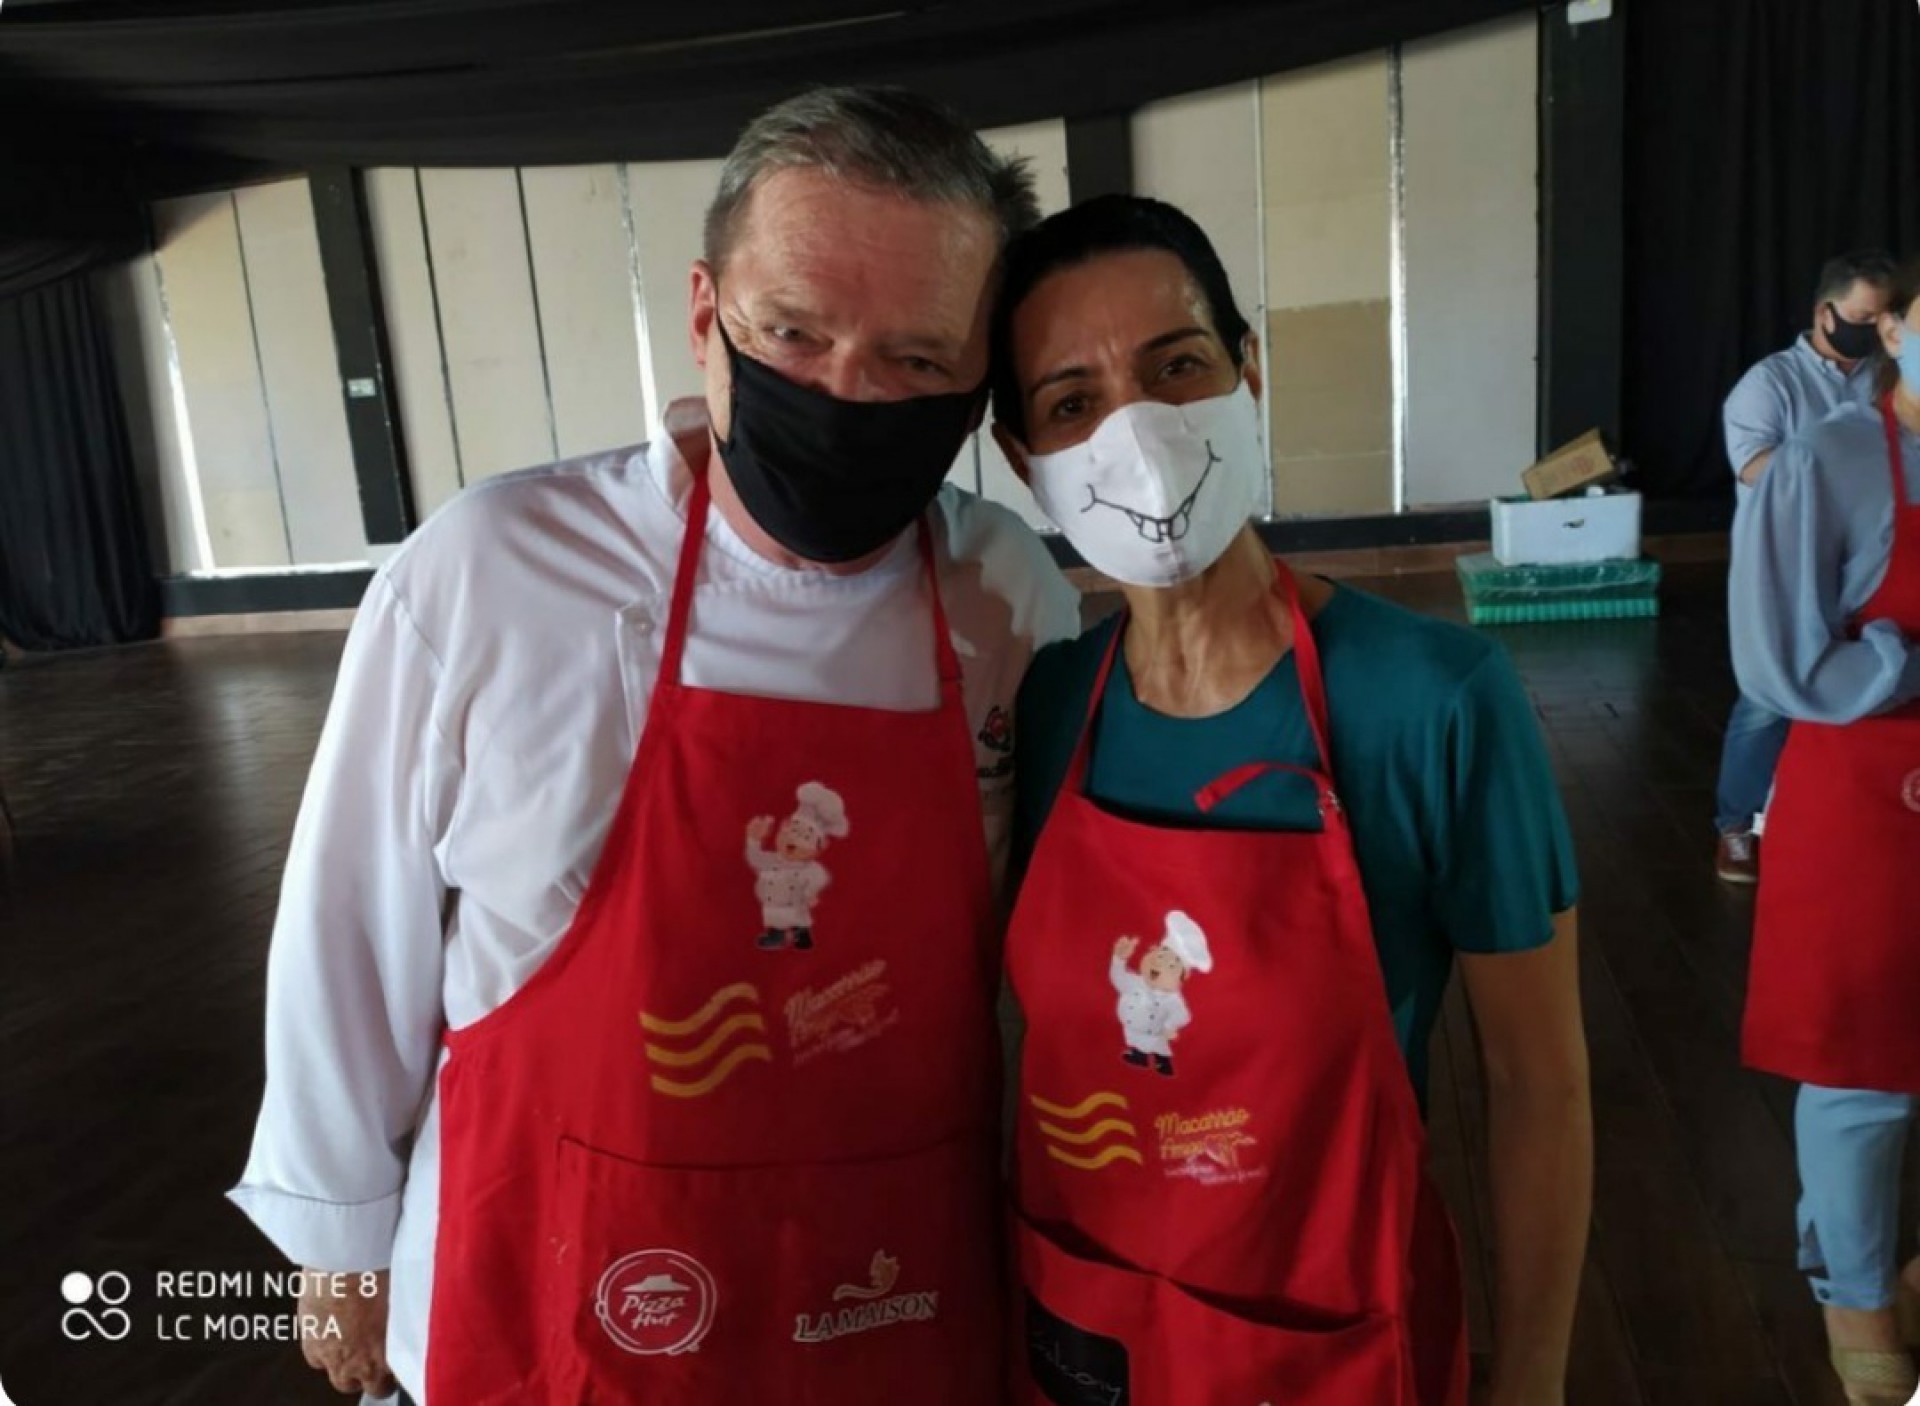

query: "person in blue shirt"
left=989, top=194, right=1590, bottom=1406
left=1731, top=256, right=1920, bottom=1406
left=1714, top=251, right=1894, bottom=884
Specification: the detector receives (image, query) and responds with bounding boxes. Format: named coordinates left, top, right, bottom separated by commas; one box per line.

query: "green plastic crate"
left=1456, top=552, right=1661, bottom=625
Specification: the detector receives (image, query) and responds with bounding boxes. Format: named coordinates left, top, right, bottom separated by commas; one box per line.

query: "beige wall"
left=1402, top=12, right=1540, bottom=507
left=108, top=40, right=1541, bottom=575
left=1261, top=53, right=1395, bottom=517
left=232, top=180, right=368, bottom=564
left=625, top=156, right=726, bottom=418
left=415, top=169, right=557, bottom=483
left=519, top=164, right=651, bottom=460
left=362, top=169, right=463, bottom=521
left=94, top=257, right=202, bottom=575
left=150, top=193, right=293, bottom=568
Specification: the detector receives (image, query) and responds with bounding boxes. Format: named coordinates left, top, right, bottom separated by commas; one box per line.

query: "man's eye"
left=1048, top=394, right=1090, bottom=421
left=1158, top=354, right=1203, bottom=379
left=769, top=326, right=806, bottom=343
left=903, top=356, right=946, bottom=376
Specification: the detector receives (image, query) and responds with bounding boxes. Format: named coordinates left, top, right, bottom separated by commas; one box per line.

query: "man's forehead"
left=728, top=233, right=994, bottom=345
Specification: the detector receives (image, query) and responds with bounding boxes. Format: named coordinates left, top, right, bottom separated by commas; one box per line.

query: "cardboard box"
left=1492, top=488, right=1642, bottom=566
left=1522, top=428, right=1616, bottom=500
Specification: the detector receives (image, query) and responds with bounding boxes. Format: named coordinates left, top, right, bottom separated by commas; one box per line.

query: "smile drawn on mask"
left=1081, top=442, right=1222, bottom=545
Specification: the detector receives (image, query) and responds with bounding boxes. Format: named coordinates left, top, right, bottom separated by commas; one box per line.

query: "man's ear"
left=690, top=260, right=717, bottom=369
left=991, top=420, right=1034, bottom=485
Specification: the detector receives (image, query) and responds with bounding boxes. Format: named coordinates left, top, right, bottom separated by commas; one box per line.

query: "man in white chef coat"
left=229, top=86, right=1077, bottom=1404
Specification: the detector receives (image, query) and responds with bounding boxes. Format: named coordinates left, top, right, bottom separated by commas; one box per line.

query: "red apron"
left=1006, top=564, right=1468, bottom=1406
left=426, top=474, right=1004, bottom=1404
left=1745, top=396, right=1920, bottom=1094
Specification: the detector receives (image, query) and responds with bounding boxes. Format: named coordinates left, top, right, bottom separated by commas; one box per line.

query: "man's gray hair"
left=703, top=85, right=1041, bottom=272
left=1814, top=249, right=1897, bottom=306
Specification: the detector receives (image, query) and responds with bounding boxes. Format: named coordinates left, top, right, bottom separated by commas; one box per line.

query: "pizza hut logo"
left=594, top=1249, right=717, bottom=1356
left=1903, top=768, right=1920, bottom=815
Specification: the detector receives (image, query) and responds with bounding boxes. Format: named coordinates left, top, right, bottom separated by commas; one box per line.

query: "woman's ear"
left=1880, top=309, right=1906, bottom=362
left=1240, top=332, right=1264, bottom=402
left=991, top=421, right=1034, bottom=485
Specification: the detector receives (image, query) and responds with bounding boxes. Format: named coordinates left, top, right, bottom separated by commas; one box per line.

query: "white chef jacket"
left=1111, top=958, right=1191, bottom=1058
left=227, top=432, right=1079, bottom=1402
left=746, top=845, right=831, bottom=929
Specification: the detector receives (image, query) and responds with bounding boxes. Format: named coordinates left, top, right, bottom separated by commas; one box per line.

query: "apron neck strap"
left=660, top=470, right=713, bottom=686
left=1066, top=558, right=1336, bottom=790
left=919, top=514, right=964, bottom=687
left=1273, top=560, right=1335, bottom=775
left=662, top=471, right=960, bottom=688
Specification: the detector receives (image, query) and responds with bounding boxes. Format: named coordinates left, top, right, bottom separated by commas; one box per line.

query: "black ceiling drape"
left=0, top=123, right=145, bottom=300
left=1623, top=0, right=1920, bottom=499
left=0, top=0, right=1530, bottom=176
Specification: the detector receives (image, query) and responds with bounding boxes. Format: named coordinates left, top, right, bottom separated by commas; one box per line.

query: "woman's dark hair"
left=1875, top=255, right=1920, bottom=400
left=989, top=194, right=1252, bottom=442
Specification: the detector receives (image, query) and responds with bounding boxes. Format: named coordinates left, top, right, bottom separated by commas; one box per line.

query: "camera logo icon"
left=60, top=1271, right=133, bottom=1342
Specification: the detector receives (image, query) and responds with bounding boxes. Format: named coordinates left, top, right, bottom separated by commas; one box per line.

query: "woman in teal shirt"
left=991, top=195, right=1591, bottom=1405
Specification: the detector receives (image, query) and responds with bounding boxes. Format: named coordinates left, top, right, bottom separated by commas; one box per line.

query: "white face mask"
left=1021, top=380, right=1263, bottom=586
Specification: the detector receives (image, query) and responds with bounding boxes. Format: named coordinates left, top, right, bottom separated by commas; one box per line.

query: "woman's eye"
left=769, top=326, right=806, bottom=343
left=1158, top=354, right=1204, bottom=379
left=1048, top=394, right=1090, bottom=422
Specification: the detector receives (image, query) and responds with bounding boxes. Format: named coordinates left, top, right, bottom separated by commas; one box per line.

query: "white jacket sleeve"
left=227, top=574, right=454, bottom=1273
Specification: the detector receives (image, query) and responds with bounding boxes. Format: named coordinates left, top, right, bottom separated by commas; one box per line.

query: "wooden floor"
left=0, top=560, right=1910, bottom=1405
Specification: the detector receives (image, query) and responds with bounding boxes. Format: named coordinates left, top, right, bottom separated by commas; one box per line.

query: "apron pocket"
left=1016, top=1213, right=1405, bottom=1406
left=544, top=1133, right=1002, bottom=1406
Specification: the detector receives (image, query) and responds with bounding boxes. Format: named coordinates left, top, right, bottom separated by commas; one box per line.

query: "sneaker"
left=1716, top=830, right=1759, bottom=885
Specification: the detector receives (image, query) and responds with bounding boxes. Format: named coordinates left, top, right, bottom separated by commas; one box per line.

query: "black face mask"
left=712, top=313, right=981, bottom=564
left=1825, top=303, right=1882, bottom=362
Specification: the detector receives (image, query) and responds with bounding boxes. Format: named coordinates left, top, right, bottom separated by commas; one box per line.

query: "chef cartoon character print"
left=746, top=782, right=849, bottom=951
left=1111, top=911, right=1212, bottom=1076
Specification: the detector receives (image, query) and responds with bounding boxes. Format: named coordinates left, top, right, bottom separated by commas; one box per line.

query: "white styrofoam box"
left=1491, top=489, right=1642, bottom=566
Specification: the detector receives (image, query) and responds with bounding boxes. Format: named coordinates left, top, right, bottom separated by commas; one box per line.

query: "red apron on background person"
left=1007, top=564, right=1468, bottom=1406
left=425, top=474, right=1004, bottom=1405
left=1745, top=396, right=1920, bottom=1094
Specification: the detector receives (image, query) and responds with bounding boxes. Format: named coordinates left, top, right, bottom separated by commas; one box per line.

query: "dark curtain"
left=0, top=275, right=160, bottom=650
left=0, top=0, right=1530, bottom=173
left=1623, top=0, right=1920, bottom=499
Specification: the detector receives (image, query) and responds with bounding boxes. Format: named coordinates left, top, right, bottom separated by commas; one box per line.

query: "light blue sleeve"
left=1729, top=438, right=1920, bottom=723
left=1723, top=361, right=1789, bottom=478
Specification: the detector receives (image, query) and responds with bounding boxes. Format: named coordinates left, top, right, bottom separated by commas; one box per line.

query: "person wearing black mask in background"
left=228, top=87, right=1078, bottom=1406
left=1714, top=250, right=1894, bottom=884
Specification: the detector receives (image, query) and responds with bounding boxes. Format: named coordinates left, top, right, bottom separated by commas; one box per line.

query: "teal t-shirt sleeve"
left=1430, top=647, right=1581, bottom=954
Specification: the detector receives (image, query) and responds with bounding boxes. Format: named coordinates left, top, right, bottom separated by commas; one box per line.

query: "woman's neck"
left=1118, top=528, right=1326, bottom=719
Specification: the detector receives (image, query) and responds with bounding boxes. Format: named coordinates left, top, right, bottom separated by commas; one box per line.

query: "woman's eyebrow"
left=1028, top=362, right=1094, bottom=398
left=1135, top=327, right=1212, bottom=355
